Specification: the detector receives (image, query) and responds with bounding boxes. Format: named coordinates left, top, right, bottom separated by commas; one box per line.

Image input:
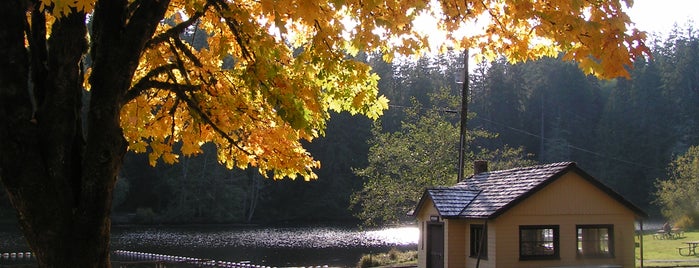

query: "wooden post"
left=457, top=49, right=469, bottom=182
left=639, top=220, right=644, bottom=268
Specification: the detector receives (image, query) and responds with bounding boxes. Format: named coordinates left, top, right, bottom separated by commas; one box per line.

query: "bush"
left=357, top=254, right=382, bottom=268
left=675, top=213, right=698, bottom=230
left=655, top=145, right=699, bottom=228
left=388, top=248, right=399, bottom=260
left=356, top=248, right=417, bottom=268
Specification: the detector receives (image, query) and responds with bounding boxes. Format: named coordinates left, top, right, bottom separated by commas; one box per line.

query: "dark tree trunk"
left=0, top=1, right=170, bottom=267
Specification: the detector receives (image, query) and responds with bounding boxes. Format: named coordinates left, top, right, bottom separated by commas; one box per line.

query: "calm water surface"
left=0, top=224, right=418, bottom=267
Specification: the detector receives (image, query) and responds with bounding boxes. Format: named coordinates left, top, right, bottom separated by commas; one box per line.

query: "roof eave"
left=442, top=215, right=490, bottom=220
left=408, top=190, right=431, bottom=217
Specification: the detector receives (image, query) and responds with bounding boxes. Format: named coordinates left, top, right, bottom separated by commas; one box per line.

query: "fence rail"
left=114, top=250, right=273, bottom=268
left=0, top=252, right=33, bottom=260
left=1, top=250, right=331, bottom=267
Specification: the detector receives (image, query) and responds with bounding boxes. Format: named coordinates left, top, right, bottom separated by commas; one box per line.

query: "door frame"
left=426, top=221, right=445, bottom=268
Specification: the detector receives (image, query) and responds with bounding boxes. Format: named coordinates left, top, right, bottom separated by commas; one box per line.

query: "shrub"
left=675, top=213, right=698, bottom=230
left=388, top=248, right=399, bottom=260
left=356, top=249, right=418, bottom=268
left=357, top=254, right=382, bottom=268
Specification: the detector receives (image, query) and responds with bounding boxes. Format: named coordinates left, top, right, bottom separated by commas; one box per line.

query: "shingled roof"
left=412, top=162, right=647, bottom=219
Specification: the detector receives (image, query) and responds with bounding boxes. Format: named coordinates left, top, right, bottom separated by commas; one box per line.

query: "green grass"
left=637, top=230, right=699, bottom=267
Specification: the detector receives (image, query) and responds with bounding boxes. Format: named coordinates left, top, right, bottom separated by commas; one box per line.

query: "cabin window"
left=469, top=224, right=487, bottom=259
left=577, top=225, right=614, bottom=258
left=519, top=225, right=559, bottom=260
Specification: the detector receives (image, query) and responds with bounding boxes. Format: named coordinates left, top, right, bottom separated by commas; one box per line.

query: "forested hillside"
left=468, top=27, right=698, bottom=214
left=2, top=28, right=694, bottom=224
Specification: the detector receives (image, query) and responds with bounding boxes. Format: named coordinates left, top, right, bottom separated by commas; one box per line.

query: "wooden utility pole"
left=457, top=49, right=469, bottom=182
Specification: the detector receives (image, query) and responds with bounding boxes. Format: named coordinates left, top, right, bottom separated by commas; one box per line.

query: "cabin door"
left=427, top=223, right=444, bottom=268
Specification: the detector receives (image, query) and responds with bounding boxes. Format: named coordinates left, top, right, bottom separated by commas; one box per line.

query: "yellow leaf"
left=105, top=0, right=644, bottom=181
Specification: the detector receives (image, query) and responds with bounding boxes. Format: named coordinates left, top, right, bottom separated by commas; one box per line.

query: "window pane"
left=470, top=224, right=487, bottom=258
left=520, top=226, right=559, bottom=260
left=577, top=225, right=613, bottom=258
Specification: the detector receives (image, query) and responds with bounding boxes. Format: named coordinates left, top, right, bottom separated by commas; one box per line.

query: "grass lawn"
left=637, top=230, right=699, bottom=267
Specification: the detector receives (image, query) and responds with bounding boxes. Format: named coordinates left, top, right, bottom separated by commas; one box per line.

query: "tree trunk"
left=0, top=1, right=170, bottom=267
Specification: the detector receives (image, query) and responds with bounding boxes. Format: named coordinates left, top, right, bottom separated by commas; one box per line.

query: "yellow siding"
left=491, top=172, right=637, bottom=268
left=445, top=220, right=466, bottom=268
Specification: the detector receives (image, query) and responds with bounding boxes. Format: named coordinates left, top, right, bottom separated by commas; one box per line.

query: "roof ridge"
left=479, top=161, right=574, bottom=175
left=429, top=185, right=480, bottom=191
left=457, top=189, right=482, bottom=216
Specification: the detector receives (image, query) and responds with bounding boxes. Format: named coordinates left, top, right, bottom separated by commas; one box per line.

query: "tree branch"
left=167, top=40, right=194, bottom=86
left=171, top=85, right=253, bottom=156
left=172, top=36, right=204, bottom=67
left=132, top=80, right=201, bottom=95
left=210, top=0, right=255, bottom=62
left=157, top=60, right=250, bottom=155
left=147, top=10, right=205, bottom=49
left=125, top=64, right=178, bottom=102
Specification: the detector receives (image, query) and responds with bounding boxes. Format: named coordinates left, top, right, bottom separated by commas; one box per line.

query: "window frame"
left=519, top=225, right=560, bottom=260
left=469, top=224, right=488, bottom=259
left=576, top=224, right=614, bottom=258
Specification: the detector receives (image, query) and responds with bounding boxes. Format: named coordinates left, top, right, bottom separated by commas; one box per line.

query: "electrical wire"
left=386, top=103, right=666, bottom=172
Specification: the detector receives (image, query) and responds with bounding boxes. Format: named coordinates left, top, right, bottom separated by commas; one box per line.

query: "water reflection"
left=113, top=225, right=418, bottom=249
left=1, top=225, right=418, bottom=267
left=364, top=227, right=419, bottom=246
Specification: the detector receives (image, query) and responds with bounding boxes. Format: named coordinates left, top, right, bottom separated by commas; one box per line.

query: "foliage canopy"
left=44, top=0, right=646, bottom=180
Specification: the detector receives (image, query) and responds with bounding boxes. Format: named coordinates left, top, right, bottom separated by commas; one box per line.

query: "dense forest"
left=1, top=26, right=697, bottom=225
left=466, top=26, right=698, bottom=218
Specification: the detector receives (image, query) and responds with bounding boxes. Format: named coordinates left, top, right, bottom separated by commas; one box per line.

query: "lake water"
left=0, top=224, right=419, bottom=267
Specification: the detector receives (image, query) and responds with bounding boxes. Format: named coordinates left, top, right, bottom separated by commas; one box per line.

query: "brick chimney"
left=474, top=160, right=488, bottom=174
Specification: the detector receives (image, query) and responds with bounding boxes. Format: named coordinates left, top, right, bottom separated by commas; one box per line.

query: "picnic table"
left=678, top=241, right=699, bottom=256
left=654, top=228, right=684, bottom=239
left=672, top=227, right=685, bottom=239
left=654, top=230, right=669, bottom=239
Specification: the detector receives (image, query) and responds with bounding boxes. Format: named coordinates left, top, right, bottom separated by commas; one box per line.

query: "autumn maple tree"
left=1, top=0, right=647, bottom=266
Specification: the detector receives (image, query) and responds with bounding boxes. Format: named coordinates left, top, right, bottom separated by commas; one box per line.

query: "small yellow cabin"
left=411, top=161, right=647, bottom=268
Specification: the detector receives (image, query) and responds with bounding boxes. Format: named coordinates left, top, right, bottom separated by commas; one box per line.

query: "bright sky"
left=626, top=0, right=698, bottom=35
left=408, top=0, right=699, bottom=54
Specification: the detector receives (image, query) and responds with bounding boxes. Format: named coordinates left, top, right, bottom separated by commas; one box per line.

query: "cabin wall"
left=444, top=219, right=466, bottom=268
left=490, top=172, right=637, bottom=268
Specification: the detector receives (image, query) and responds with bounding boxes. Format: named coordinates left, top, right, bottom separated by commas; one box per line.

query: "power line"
left=386, top=103, right=665, bottom=172
left=473, top=116, right=665, bottom=172
left=388, top=104, right=458, bottom=114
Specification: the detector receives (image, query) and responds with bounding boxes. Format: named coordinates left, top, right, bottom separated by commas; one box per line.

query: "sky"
left=409, top=0, right=699, bottom=53
left=626, top=0, right=698, bottom=35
